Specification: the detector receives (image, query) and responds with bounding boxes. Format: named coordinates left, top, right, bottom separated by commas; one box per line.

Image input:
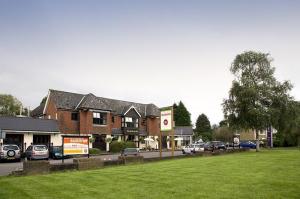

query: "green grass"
left=0, top=149, right=300, bottom=199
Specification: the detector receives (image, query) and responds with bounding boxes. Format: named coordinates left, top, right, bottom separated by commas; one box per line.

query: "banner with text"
left=63, top=137, right=89, bottom=155
left=160, top=108, right=173, bottom=132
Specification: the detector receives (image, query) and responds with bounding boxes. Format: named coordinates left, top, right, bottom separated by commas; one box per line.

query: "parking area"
left=0, top=151, right=183, bottom=176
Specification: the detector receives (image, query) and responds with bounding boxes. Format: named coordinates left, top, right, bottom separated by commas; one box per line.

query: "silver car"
left=25, top=145, right=49, bottom=160
left=0, top=144, right=21, bottom=162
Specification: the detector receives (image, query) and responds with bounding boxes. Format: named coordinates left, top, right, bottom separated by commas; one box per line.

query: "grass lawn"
left=0, top=149, right=299, bottom=199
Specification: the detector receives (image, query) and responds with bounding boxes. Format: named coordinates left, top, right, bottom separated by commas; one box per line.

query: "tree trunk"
left=256, top=130, right=260, bottom=152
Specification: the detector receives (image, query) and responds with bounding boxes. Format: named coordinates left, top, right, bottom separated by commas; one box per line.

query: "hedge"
left=110, top=141, right=136, bottom=153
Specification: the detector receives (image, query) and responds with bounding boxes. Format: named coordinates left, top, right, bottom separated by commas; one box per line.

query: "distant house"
left=239, top=128, right=277, bottom=142
left=0, top=116, right=60, bottom=152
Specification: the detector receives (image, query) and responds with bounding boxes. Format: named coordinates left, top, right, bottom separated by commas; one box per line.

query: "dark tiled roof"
left=174, top=126, right=193, bottom=136
left=46, top=89, right=160, bottom=117
left=50, top=89, right=84, bottom=110
left=0, top=116, right=59, bottom=133
left=30, top=103, right=45, bottom=117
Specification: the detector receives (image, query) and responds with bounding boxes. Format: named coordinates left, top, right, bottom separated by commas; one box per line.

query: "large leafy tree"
left=173, top=101, right=191, bottom=126
left=275, top=101, right=300, bottom=146
left=0, top=94, right=23, bottom=116
left=223, top=51, right=293, bottom=151
left=195, top=114, right=212, bottom=141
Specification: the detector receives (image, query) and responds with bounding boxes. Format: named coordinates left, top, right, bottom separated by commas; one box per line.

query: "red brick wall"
left=147, top=117, right=160, bottom=136
left=57, top=110, right=79, bottom=134
left=45, top=99, right=80, bottom=134
left=79, top=111, right=111, bottom=135
left=112, top=115, right=122, bottom=129
left=44, top=99, right=56, bottom=120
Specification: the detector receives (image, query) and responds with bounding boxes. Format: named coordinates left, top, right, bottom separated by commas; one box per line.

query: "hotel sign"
left=160, top=107, right=173, bottom=132
left=63, top=136, right=89, bottom=155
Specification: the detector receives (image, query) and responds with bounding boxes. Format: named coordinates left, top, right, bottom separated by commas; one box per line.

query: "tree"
left=212, top=126, right=234, bottom=142
left=0, top=94, right=22, bottom=116
left=173, top=101, right=191, bottom=126
left=223, top=51, right=293, bottom=151
left=195, top=114, right=212, bottom=141
left=275, top=101, right=300, bottom=147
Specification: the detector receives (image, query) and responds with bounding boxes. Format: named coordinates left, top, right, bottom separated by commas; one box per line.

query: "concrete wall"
left=51, top=134, right=62, bottom=146
left=23, top=133, right=33, bottom=146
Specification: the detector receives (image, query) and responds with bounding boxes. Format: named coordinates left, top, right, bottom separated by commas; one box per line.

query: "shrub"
left=125, top=141, right=136, bottom=148
left=110, top=141, right=137, bottom=153
left=89, top=148, right=101, bottom=155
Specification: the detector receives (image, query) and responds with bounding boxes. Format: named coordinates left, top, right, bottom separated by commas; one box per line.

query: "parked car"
left=0, top=144, right=21, bottom=162
left=182, top=144, right=204, bottom=154
left=25, top=145, right=49, bottom=160
left=204, top=141, right=227, bottom=151
left=214, top=141, right=226, bottom=150
left=240, top=141, right=256, bottom=149
left=121, top=148, right=140, bottom=156
left=49, top=146, right=72, bottom=159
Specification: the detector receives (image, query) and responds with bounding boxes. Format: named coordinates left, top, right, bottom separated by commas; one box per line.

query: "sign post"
left=267, top=127, right=273, bottom=148
left=160, top=106, right=174, bottom=157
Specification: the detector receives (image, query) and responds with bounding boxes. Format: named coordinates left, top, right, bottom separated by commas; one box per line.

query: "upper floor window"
left=93, top=112, right=107, bottom=125
left=122, top=117, right=138, bottom=128
left=71, top=112, right=78, bottom=121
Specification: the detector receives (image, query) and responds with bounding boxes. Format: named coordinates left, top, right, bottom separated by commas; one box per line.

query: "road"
left=0, top=151, right=183, bottom=176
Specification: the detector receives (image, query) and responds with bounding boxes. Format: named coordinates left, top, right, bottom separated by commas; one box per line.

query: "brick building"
left=31, top=89, right=161, bottom=151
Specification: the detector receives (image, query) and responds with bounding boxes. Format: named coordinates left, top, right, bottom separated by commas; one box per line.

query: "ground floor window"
left=33, top=135, right=50, bottom=147
left=127, top=135, right=135, bottom=141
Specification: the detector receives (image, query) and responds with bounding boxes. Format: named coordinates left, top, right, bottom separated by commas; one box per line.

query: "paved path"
left=0, top=151, right=183, bottom=176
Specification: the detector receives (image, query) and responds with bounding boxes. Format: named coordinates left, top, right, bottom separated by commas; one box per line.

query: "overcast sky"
left=0, top=0, right=299, bottom=125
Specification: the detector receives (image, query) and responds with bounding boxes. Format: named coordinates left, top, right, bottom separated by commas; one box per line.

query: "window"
left=123, top=117, right=139, bottom=128
left=71, top=112, right=78, bottom=121
left=93, top=112, right=107, bottom=125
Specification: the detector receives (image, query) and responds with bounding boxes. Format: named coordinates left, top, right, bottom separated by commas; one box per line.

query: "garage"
left=3, top=134, right=24, bottom=151
left=0, top=116, right=60, bottom=152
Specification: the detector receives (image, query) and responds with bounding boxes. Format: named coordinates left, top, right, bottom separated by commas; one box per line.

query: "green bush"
left=89, top=148, right=101, bottom=155
left=125, top=141, right=136, bottom=148
left=110, top=141, right=137, bottom=153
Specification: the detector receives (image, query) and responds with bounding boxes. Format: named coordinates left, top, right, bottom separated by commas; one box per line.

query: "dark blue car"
left=240, top=141, right=256, bottom=149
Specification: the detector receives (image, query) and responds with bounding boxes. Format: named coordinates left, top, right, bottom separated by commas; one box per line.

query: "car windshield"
left=34, top=146, right=48, bottom=151
left=3, top=145, right=19, bottom=150
left=125, top=148, right=137, bottom=152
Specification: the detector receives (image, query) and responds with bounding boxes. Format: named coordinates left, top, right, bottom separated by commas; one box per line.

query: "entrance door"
left=33, top=135, right=50, bottom=147
left=162, top=136, right=167, bottom=149
left=92, top=134, right=106, bottom=150
left=4, top=134, right=24, bottom=151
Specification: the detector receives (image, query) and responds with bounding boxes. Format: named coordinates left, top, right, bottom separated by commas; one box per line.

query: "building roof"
left=0, top=116, right=59, bottom=133
left=30, top=103, right=45, bottom=117
left=33, top=89, right=160, bottom=117
left=174, top=126, right=193, bottom=136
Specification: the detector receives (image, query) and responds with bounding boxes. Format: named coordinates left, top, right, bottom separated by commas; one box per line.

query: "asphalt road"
left=0, top=151, right=183, bottom=176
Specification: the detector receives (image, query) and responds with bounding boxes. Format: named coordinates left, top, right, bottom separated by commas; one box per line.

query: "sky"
left=0, top=0, right=300, bottom=125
